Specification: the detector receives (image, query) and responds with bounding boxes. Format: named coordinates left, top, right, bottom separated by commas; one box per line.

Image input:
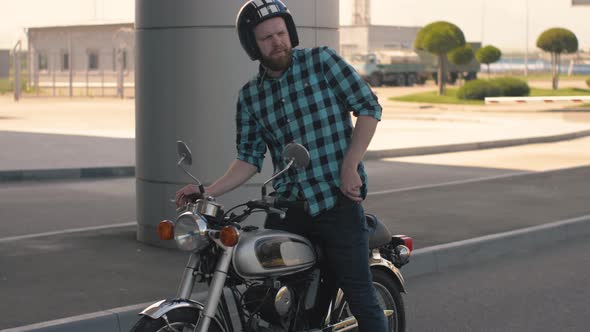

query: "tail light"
left=398, top=235, right=413, bottom=252
left=390, top=235, right=413, bottom=267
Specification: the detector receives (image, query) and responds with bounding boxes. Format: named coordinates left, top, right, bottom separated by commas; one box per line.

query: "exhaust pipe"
left=324, top=309, right=393, bottom=332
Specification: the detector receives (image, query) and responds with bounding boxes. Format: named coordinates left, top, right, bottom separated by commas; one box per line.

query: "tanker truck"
left=347, top=42, right=481, bottom=87
left=347, top=49, right=429, bottom=87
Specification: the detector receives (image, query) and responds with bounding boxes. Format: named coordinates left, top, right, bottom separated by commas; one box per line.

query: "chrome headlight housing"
left=174, top=211, right=209, bottom=251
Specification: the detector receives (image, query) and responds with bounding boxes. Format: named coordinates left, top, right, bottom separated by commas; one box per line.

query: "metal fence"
left=31, top=70, right=135, bottom=98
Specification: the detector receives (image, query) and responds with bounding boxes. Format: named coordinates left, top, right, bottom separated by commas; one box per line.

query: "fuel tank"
left=232, top=229, right=316, bottom=279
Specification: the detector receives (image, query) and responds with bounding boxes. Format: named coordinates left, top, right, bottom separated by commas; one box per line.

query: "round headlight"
left=174, top=212, right=209, bottom=251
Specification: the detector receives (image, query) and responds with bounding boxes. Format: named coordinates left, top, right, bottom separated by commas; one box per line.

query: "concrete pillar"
left=135, top=0, right=339, bottom=246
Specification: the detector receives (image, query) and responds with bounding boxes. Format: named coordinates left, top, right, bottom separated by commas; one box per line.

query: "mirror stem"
left=261, top=159, right=294, bottom=199
left=180, top=164, right=204, bottom=192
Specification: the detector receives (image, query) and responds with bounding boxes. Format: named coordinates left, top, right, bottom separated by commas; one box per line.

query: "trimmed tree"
left=475, top=45, right=502, bottom=79
left=448, top=45, right=474, bottom=85
left=536, top=28, right=578, bottom=90
left=415, top=21, right=466, bottom=95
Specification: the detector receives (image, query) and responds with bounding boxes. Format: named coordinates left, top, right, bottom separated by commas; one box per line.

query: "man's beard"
left=260, top=47, right=292, bottom=72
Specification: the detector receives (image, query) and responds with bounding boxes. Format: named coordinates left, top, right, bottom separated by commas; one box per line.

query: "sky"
left=1, top=0, right=589, bottom=52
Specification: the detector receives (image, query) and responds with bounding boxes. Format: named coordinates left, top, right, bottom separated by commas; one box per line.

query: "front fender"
left=139, top=299, right=204, bottom=319
left=370, top=250, right=407, bottom=293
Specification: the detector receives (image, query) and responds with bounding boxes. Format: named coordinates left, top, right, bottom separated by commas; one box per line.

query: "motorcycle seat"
left=366, top=213, right=392, bottom=249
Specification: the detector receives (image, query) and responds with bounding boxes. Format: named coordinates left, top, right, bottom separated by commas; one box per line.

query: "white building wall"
left=340, top=25, right=421, bottom=57
left=27, top=23, right=134, bottom=92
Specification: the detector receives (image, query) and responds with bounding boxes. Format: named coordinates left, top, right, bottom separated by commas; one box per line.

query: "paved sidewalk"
left=1, top=93, right=589, bottom=180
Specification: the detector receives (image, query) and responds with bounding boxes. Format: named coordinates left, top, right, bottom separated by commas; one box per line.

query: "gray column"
left=135, top=0, right=339, bottom=246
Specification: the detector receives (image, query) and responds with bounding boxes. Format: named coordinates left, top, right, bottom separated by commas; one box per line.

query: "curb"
left=0, top=166, right=135, bottom=183
left=403, top=214, right=590, bottom=278
left=485, top=96, right=590, bottom=104
left=364, top=129, right=590, bottom=160
left=3, top=129, right=590, bottom=183
left=5, top=215, right=590, bottom=332
left=0, top=302, right=150, bottom=332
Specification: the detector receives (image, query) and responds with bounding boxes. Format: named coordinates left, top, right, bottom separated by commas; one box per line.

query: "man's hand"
left=340, top=164, right=363, bottom=202
left=175, top=184, right=203, bottom=208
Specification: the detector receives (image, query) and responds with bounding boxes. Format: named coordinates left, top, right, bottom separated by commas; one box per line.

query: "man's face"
left=253, top=17, right=292, bottom=72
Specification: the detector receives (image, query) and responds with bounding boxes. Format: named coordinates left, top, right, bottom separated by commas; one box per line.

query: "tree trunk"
left=487, top=64, right=490, bottom=79
left=551, top=52, right=557, bottom=90
left=438, top=54, right=446, bottom=96
left=554, top=53, right=561, bottom=90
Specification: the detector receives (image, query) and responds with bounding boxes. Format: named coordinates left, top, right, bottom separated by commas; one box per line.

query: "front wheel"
left=336, top=269, right=406, bottom=332
left=130, top=308, right=224, bottom=332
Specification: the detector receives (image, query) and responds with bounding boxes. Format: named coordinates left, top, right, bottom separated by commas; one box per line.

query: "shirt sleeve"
left=319, top=46, right=382, bottom=121
left=235, top=92, right=266, bottom=172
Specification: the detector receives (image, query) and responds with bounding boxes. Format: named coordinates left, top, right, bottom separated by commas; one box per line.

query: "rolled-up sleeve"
left=236, top=93, right=266, bottom=172
left=320, top=46, right=382, bottom=121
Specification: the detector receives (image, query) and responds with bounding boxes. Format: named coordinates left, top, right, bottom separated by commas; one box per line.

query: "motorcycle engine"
left=243, top=284, right=294, bottom=325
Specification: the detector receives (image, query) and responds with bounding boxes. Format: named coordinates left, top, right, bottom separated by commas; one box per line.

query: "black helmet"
left=236, top=0, right=299, bottom=60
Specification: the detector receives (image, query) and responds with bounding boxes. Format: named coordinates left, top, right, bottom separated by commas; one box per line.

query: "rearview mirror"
left=177, top=141, right=193, bottom=166
left=283, top=143, right=310, bottom=170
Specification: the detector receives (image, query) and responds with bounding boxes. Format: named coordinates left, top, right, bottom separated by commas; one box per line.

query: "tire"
left=369, top=73, right=382, bottom=87
left=335, top=269, right=406, bottom=331
left=130, top=308, right=224, bottom=332
left=406, top=74, right=416, bottom=87
left=396, top=74, right=406, bottom=87
left=448, top=72, right=458, bottom=84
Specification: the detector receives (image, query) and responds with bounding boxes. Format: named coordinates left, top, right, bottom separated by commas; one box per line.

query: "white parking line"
left=2, top=166, right=586, bottom=243
left=368, top=164, right=589, bottom=196
left=368, top=171, right=532, bottom=196
left=0, top=222, right=136, bottom=243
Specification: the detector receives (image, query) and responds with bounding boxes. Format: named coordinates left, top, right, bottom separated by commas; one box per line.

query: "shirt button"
left=281, top=98, right=285, bottom=103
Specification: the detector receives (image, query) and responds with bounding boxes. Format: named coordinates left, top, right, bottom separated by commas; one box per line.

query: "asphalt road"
left=0, top=138, right=589, bottom=329
left=3, top=136, right=590, bottom=239
left=406, top=235, right=590, bottom=332
left=0, top=178, right=136, bottom=238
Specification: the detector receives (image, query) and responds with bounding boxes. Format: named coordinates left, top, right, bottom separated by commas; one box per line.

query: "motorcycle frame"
left=139, top=246, right=406, bottom=332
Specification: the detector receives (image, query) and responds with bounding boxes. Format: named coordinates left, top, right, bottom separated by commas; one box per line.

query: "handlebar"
left=246, top=200, right=285, bottom=218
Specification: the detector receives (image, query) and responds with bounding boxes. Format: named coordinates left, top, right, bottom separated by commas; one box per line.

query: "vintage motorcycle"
left=131, top=141, right=413, bottom=332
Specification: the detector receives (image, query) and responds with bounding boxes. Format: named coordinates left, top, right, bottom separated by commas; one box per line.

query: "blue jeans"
left=265, top=193, right=387, bottom=332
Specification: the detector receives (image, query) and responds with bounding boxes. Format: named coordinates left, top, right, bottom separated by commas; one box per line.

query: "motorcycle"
left=131, top=141, right=413, bottom=332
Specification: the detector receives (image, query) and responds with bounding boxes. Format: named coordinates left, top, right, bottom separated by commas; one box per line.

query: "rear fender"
left=370, top=250, right=407, bottom=293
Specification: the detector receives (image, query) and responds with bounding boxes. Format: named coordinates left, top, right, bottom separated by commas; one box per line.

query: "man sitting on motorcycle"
left=176, top=0, right=386, bottom=330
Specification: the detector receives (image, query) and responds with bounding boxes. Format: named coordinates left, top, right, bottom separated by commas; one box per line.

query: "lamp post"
left=524, top=0, right=529, bottom=76
left=12, top=40, right=22, bottom=102
left=112, top=27, right=134, bottom=99
left=481, top=0, right=486, bottom=45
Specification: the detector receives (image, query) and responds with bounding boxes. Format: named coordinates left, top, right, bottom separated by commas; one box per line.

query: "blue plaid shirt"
left=236, top=46, right=382, bottom=216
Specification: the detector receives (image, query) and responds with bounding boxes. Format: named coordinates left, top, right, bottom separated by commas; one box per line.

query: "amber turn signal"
left=220, top=226, right=240, bottom=247
left=157, top=220, right=174, bottom=240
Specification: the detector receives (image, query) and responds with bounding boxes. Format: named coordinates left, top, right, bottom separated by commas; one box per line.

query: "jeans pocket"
left=336, top=190, right=357, bottom=208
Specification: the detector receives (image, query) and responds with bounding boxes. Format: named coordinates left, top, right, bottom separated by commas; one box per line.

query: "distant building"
left=27, top=22, right=134, bottom=96
left=340, top=0, right=422, bottom=57
left=339, top=25, right=421, bottom=58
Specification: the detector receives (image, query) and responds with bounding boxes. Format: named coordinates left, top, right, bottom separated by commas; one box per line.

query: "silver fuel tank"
left=232, top=229, right=316, bottom=279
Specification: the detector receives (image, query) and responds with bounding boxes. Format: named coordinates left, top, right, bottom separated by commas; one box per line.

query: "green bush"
left=457, top=77, right=530, bottom=100
left=457, top=79, right=503, bottom=100
left=492, top=77, right=530, bottom=97
left=0, top=78, right=10, bottom=93
left=0, top=78, right=29, bottom=93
